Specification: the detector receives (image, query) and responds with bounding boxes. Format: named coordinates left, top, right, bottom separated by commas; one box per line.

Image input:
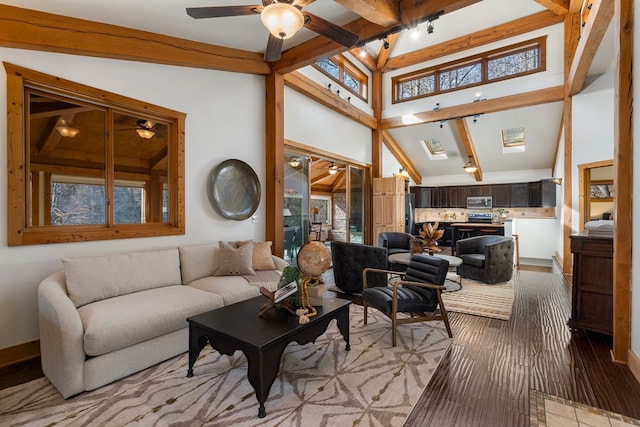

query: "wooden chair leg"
left=437, top=292, right=453, bottom=338
left=391, top=316, right=397, bottom=347
left=363, top=302, right=369, bottom=325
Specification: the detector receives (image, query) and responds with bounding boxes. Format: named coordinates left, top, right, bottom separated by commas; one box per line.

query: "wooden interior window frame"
left=5, top=63, right=186, bottom=246
left=392, top=36, right=547, bottom=103
left=313, top=55, right=369, bottom=102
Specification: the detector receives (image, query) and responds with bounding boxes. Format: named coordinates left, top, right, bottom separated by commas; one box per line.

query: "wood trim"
left=535, top=0, right=569, bottom=15
left=568, top=0, right=615, bottom=95
left=376, top=33, right=399, bottom=70
left=383, top=11, right=563, bottom=72
left=381, top=85, right=564, bottom=129
left=380, top=130, right=421, bottom=184
left=628, top=349, right=640, bottom=384
left=285, top=139, right=369, bottom=168
left=335, top=0, right=400, bottom=27
left=0, top=340, right=40, bottom=368
left=284, top=72, right=377, bottom=129
left=265, top=73, right=285, bottom=258
left=551, top=113, right=563, bottom=174
left=0, top=4, right=269, bottom=75
left=371, top=70, right=383, bottom=180
left=455, top=118, right=482, bottom=181
left=612, top=0, right=632, bottom=364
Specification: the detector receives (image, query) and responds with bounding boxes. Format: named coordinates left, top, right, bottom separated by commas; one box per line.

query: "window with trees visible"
left=315, top=55, right=368, bottom=101
left=5, top=63, right=185, bottom=246
left=392, top=36, right=546, bottom=103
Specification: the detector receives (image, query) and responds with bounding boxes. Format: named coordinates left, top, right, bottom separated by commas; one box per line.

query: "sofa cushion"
left=215, top=241, right=255, bottom=276
left=459, top=253, right=485, bottom=268
left=188, top=276, right=263, bottom=305
left=63, top=249, right=181, bottom=307
left=237, top=240, right=276, bottom=271
left=179, top=243, right=219, bottom=285
left=78, top=285, right=224, bottom=356
left=243, top=269, right=282, bottom=288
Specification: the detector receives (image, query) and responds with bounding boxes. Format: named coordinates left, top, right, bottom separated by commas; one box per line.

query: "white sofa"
left=38, top=242, right=288, bottom=398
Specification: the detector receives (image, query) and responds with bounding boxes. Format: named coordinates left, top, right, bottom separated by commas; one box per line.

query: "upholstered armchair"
left=361, top=254, right=452, bottom=346
left=377, top=232, right=413, bottom=255
left=456, top=235, right=514, bottom=284
left=330, top=241, right=388, bottom=294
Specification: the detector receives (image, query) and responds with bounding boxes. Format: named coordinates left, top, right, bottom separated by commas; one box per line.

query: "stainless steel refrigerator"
left=405, top=192, right=415, bottom=235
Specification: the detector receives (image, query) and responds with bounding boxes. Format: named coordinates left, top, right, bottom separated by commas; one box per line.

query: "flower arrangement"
left=419, top=222, right=445, bottom=253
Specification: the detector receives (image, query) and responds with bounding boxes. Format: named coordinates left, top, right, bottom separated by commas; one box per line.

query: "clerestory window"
left=5, top=63, right=185, bottom=246
left=315, top=55, right=368, bottom=101
left=392, top=36, right=546, bottom=103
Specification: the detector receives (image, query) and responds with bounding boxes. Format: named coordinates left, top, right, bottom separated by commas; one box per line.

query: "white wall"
left=285, top=88, right=372, bottom=164
left=571, top=69, right=615, bottom=234
left=0, top=48, right=268, bottom=349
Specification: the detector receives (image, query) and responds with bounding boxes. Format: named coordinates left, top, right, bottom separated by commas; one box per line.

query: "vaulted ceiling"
left=1, top=0, right=615, bottom=185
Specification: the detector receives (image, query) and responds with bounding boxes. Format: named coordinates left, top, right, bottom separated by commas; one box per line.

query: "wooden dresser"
left=568, top=232, right=613, bottom=336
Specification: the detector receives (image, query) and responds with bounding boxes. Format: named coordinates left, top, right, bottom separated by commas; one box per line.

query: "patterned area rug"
left=441, top=273, right=515, bottom=320
left=0, top=304, right=453, bottom=427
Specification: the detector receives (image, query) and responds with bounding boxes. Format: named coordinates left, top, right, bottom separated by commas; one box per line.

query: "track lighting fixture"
left=427, top=21, right=434, bottom=34
left=383, top=38, right=390, bottom=50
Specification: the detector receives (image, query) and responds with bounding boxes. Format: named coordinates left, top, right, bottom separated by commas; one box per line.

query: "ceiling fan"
left=328, top=162, right=346, bottom=175
left=186, top=0, right=359, bottom=62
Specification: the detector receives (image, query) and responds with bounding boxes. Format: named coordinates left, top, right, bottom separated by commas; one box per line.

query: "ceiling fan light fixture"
left=55, top=120, right=80, bottom=138
left=136, top=128, right=155, bottom=139
left=328, top=162, right=338, bottom=175
left=261, top=2, right=304, bottom=40
left=463, top=156, right=478, bottom=174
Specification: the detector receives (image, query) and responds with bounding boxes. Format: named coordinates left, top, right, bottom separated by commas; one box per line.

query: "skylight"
left=501, top=127, right=526, bottom=153
left=421, top=139, right=448, bottom=160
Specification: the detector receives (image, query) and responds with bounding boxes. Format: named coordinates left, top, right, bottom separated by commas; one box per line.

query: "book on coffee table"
left=273, top=281, right=297, bottom=303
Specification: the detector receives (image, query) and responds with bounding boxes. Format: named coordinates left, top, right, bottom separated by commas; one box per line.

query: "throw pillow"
left=237, top=240, right=276, bottom=271
left=214, top=241, right=255, bottom=276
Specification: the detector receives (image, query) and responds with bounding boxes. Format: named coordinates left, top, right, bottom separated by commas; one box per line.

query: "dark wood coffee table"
left=186, top=295, right=351, bottom=418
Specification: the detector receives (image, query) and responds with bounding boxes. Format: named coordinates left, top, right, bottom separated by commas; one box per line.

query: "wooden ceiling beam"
left=383, top=10, right=563, bottom=72
left=455, top=118, right=482, bottom=181
left=381, top=85, right=564, bottom=129
left=569, top=0, right=583, bottom=13
left=284, top=71, right=377, bottom=129
left=568, top=0, right=614, bottom=95
left=335, top=0, right=400, bottom=27
left=348, top=47, right=377, bottom=72
left=381, top=130, right=422, bottom=184
left=0, top=4, right=270, bottom=75
left=534, top=0, right=569, bottom=15
left=376, top=32, right=399, bottom=70
left=273, top=0, right=481, bottom=74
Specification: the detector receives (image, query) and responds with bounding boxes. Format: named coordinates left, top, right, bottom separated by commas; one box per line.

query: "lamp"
left=398, top=167, right=410, bottom=179
left=311, top=207, right=319, bottom=222
left=136, top=120, right=155, bottom=139
left=551, top=177, right=563, bottom=185
left=287, top=157, right=301, bottom=168
left=463, top=156, right=478, bottom=174
left=328, top=162, right=338, bottom=175
left=261, top=2, right=304, bottom=40
left=55, top=120, right=80, bottom=138
left=283, top=208, right=292, bottom=217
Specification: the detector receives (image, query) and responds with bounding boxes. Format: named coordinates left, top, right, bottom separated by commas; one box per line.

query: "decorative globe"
left=296, top=241, right=331, bottom=277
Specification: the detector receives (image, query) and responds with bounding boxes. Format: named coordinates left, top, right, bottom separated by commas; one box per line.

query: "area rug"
left=0, top=304, right=453, bottom=427
left=441, top=273, right=515, bottom=321
left=529, top=390, right=640, bottom=426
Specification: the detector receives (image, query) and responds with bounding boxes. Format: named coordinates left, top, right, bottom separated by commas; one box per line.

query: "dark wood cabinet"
left=568, top=233, right=613, bottom=336
left=529, top=179, right=556, bottom=207
left=509, top=183, right=529, bottom=207
left=492, top=185, right=510, bottom=207
left=411, top=187, right=432, bottom=208
left=431, top=187, right=449, bottom=208
left=468, top=185, right=491, bottom=196
left=457, top=187, right=468, bottom=207
left=446, top=187, right=460, bottom=208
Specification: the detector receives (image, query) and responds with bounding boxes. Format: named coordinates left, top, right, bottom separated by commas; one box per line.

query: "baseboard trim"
left=628, top=349, right=640, bottom=385
left=0, top=340, right=40, bottom=368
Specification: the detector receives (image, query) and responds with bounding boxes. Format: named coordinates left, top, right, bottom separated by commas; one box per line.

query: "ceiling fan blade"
left=302, top=12, right=359, bottom=48
left=264, top=34, right=284, bottom=62
left=186, top=6, right=260, bottom=19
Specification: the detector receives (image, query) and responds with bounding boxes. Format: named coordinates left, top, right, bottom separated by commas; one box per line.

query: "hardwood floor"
left=2, top=268, right=640, bottom=427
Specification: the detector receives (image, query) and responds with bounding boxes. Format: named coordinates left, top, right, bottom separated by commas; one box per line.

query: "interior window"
left=5, top=63, right=185, bottom=245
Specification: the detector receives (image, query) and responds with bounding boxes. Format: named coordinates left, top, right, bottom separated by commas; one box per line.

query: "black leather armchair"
left=361, top=254, right=452, bottom=346
left=377, top=232, right=413, bottom=255
left=456, top=235, right=514, bottom=284
left=331, top=241, right=388, bottom=294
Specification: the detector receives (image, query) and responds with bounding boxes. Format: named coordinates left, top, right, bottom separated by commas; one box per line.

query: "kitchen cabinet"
left=509, top=183, right=530, bottom=207
left=411, top=186, right=432, bottom=208
left=447, top=187, right=461, bottom=208
left=468, top=185, right=492, bottom=196
left=529, top=179, right=556, bottom=207
left=492, top=185, right=510, bottom=207
left=373, top=177, right=405, bottom=240
left=431, top=187, right=449, bottom=208
left=568, top=233, right=613, bottom=336
left=456, top=187, right=468, bottom=208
